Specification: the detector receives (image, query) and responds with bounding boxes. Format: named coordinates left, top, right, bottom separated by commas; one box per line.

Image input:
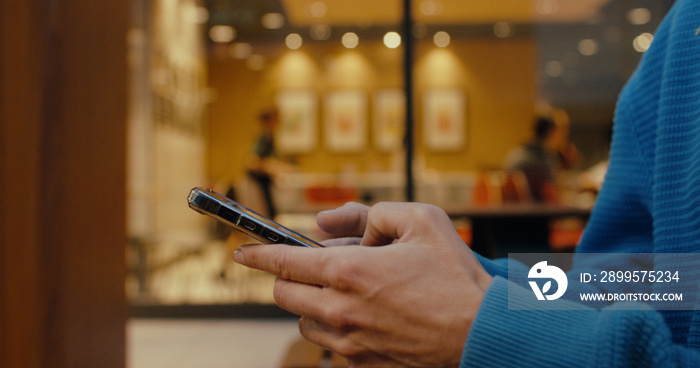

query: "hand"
left=233, top=202, right=493, bottom=367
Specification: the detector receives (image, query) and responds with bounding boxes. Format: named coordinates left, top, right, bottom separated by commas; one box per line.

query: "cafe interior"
left=0, top=0, right=670, bottom=367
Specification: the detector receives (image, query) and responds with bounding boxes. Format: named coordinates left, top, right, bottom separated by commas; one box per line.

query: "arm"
left=466, top=1, right=700, bottom=364
left=463, top=277, right=700, bottom=367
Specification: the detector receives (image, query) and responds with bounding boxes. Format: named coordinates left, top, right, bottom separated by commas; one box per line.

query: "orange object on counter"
left=305, top=185, right=359, bottom=205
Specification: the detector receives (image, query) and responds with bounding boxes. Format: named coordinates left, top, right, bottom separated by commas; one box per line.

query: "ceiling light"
left=433, top=31, right=450, bottom=48
left=342, top=32, right=359, bottom=49
left=493, top=22, right=514, bottom=38
left=633, top=33, right=654, bottom=52
left=310, top=25, right=331, bottom=41
left=627, top=8, right=651, bottom=26
left=186, top=6, right=209, bottom=24
left=536, top=0, right=559, bottom=16
left=286, top=33, right=303, bottom=50
left=209, top=25, right=236, bottom=43
left=229, top=43, right=253, bottom=59
left=420, top=0, right=443, bottom=16
left=544, top=60, right=563, bottom=77
left=261, top=13, right=285, bottom=29
left=384, top=32, right=401, bottom=49
left=309, top=2, right=328, bottom=18
left=577, top=39, right=599, bottom=56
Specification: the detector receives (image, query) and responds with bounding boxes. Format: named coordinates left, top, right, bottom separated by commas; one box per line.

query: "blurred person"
left=230, top=1, right=700, bottom=367
left=549, top=107, right=581, bottom=170
left=246, top=107, right=291, bottom=218
left=504, top=116, right=559, bottom=203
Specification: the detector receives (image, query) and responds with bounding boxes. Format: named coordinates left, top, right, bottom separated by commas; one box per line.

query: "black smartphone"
left=187, top=187, right=323, bottom=248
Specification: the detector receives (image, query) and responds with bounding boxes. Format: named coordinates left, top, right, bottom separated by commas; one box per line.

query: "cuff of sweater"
left=474, top=252, right=509, bottom=279
left=460, top=276, right=599, bottom=368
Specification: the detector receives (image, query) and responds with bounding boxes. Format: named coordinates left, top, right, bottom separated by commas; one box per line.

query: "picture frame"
left=324, top=90, right=367, bottom=152
left=423, top=88, right=465, bottom=151
left=275, top=89, right=318, bottom=153
left=373, top=89, right=405, bottom=151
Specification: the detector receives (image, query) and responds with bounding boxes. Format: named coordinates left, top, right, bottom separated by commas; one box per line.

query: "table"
left=449, top=204, right=592, bottom=258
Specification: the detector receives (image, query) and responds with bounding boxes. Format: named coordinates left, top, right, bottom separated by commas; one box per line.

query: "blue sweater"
left=462, top=1, right=700, bottom=366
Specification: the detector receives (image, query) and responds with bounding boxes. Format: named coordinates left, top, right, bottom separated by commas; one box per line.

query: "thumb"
left=360, top=202, right=453, bottom=247
left=317, top=202, right=370, bottom=237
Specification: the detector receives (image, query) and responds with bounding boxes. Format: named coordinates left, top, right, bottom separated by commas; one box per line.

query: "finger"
left=298, top=317, right=376, bottom=365
left=234, top=243, right=342, bottom=286
left=297, top=317, right=348, bottom=353
left=273, top=278, right=328, bottom=317
left=321, top=237, right=363, bottom=247
left=299, top=317, right=355, bottom=357
left=360, top=202, right=454, bottom=246
left=274, top=278, right=363, bottom=330
left=317, top=202, right=370, bottom=236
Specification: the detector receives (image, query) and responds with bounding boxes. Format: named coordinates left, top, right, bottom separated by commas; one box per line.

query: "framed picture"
left=276, top=90, right=317, bottom=153
left=373, top=89, right=405, bottom=151
left=423, top=88, right=465, bottom=151
left=324, top=90, right=367, bottom=152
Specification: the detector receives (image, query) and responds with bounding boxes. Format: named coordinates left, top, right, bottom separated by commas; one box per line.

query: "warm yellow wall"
left=415, top=38, right=537, bottom=172
left=206, top=37, right=536, bottom=184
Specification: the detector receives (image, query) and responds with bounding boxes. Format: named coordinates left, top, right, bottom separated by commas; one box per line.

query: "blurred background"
left=126, top=0, right=663, bottom=307
left=1, top=0, right=671, bottom=367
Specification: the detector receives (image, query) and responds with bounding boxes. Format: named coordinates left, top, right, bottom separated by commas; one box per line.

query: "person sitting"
left=504, top=116, right=559, bottom=203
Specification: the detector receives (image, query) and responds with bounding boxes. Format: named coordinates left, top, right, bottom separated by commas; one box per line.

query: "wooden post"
left=1, top=0, right=128, bottom=367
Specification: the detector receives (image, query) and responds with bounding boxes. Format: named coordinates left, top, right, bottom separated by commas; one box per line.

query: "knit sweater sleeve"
left=460, top=278, right=700, bottom=368
left=461, top=1, right=700, bottom=365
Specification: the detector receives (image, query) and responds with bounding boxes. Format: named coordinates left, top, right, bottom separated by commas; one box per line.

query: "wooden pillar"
left=1, top=0, right=128, bottom=367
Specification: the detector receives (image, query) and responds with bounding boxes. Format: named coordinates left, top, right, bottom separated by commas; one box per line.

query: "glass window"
left=127, top=0, right=670, bottom=310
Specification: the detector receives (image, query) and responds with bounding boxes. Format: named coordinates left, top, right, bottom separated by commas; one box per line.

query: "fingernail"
left=233, top=249, right=244, bottom=264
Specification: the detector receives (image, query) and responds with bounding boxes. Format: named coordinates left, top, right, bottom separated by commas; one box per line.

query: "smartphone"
left=187, top=187, right=323, bottom=248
